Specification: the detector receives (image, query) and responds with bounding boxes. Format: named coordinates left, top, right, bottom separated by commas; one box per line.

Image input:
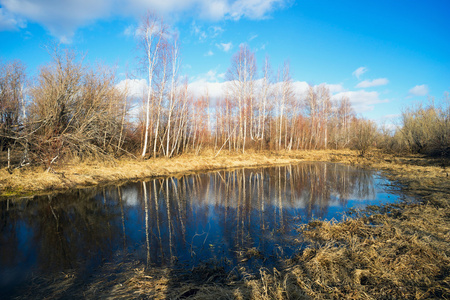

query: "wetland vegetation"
left=1, top=150, right=449, bottom=299
left=0, top=11, right=449, bottom=300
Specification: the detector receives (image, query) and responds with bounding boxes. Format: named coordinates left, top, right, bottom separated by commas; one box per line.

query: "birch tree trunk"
left=140, top=13, right=165, bottom=158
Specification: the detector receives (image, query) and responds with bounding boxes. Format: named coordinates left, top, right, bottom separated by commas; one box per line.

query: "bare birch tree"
left=165, top=34, right=180, bottom=157
left=317, top=84, right=331, bottom=149
left=153, top=41, right=169, bottom=157
left=305, top=85, right=317, bottom=149
left=226, top=44, right=256, bottom=153
left=281, top=61, right=294, bottom=150
left=334, top=96, right=354, bottom=148
left=139, top=12, right=166, bottom=158
left=257, top=55, right=273, bottom=149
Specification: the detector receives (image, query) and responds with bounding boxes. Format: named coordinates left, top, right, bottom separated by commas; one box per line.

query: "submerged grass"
left=4, top=149, right=450, bottom=299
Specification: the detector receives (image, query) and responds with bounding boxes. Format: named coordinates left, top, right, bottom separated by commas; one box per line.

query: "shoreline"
left=1, top=149, right=376, bottom=198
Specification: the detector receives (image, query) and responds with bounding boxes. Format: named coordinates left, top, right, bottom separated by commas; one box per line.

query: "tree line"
left=1, top=13, right=448, bottom=169
left=380, top=99, right=450, bottom=159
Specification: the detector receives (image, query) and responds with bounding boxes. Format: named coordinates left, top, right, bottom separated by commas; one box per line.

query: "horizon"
left=1, top=0, right=449, bottom=128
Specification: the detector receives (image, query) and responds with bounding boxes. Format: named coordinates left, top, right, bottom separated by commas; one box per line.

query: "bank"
left=0, top=149, right=388, bottom=197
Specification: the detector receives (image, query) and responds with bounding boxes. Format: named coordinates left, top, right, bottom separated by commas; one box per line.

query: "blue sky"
left=1, top=0, right=449, bottom=127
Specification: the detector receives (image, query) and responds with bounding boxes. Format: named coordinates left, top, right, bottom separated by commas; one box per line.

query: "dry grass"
left=4, top=148, right=450, bottom=299
left=0, top=149, right=306, bottom=197
left=291, top=211, right=450, bottom=299
left=1, top=147, right=424, bottom=197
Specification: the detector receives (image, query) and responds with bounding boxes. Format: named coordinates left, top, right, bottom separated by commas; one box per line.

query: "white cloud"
left=191, top=20, right=207, bottom=41
left=249, top=33, right=258, bottom=41
left=382, top=113, right=401, bottom=120
left=228, top=0, right=287, bottom=20
left=204, top=50, right=214, bottom=56
left=200, top=69, right=224, bottom=82
left=258, top=42, right=268, bottom=51
left=332, top=90, right=388, bottom=113
left=352, top=67, right=367, bottom=80
left=116, top=78, right=148, bottom=98
left=0, top=0, right=111, bottom=42
left=123, top=24, right=136, bottom=36
left=196, top=0, right=288, bottom=20
left=216, top=42, right=233, bottom=52
left=291, top=82, right=345, bottom=97
left=191, top=23, right=224, bottom=42
left=0, top=0, right=290, bottom=41
left=292, top=81, right=310, bottom=97
left=199, top=0, right=229, bottom=20
left=325, top=83, right=346, bottom=94
left=408, top=84, right=428, bottom=97
left=0, top=7, right=25, bottom=30
left=356, top=78, right=389, bottom=88
left=188, top=68, right=227, bottom=101
left=209, top=25, right=224, bottom=37
left=116, top=78, right=148, bottom=119
left=123, top=0, right=197, bottom=16
left=377, top=114, right=401, bottom=132
left=188, top=80, right=225, bottom=100
left=190, top=67, right=222, bottom=80
left=206, top=70, right=218, bottom=81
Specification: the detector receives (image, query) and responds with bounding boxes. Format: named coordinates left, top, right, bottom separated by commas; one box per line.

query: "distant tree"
left=275, top=61, right=294, bottom=150
left=316, top=84, right=331, bottom=149
left=256, top=55, right=273, bottom=149
left=191, top=90, right=210, bottom=154
left=433, top=94, right=450, bottom=159
left=304, top=85, right=318, bottom=149
left=353, top=118, right=377, bottom=157
left=226, top=44, right=257, bottom=153
left=399, top=99, right=450, bottom=159
left=330, top=96, right=355, bottom=149
left=401, top=104, right=437, bottom=154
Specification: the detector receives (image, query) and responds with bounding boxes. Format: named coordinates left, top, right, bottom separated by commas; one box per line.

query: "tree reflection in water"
left=0, top=162, right=399, bottom=296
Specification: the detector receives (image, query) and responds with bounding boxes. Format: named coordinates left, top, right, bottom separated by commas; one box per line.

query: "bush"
left=352, top=118, right=377, bottom=157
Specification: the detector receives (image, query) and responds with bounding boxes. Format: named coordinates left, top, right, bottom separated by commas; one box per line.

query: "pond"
left=0, top=162, right=404, bottom=297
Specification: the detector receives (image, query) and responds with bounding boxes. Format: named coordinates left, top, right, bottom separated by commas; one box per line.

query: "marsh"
left=0, top=162, right=403, bottom=298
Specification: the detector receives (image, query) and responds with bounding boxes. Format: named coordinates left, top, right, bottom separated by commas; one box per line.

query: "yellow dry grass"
left=1, top=148, right=447, bottom=198
left=1, top=149, right=306, bottom=197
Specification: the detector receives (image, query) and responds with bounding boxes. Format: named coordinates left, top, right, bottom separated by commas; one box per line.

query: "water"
left=0, top=162, right=403, bottom=297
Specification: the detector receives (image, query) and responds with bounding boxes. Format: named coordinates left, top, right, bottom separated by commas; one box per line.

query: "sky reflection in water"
left=0, top=162, right=402, bottom=296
